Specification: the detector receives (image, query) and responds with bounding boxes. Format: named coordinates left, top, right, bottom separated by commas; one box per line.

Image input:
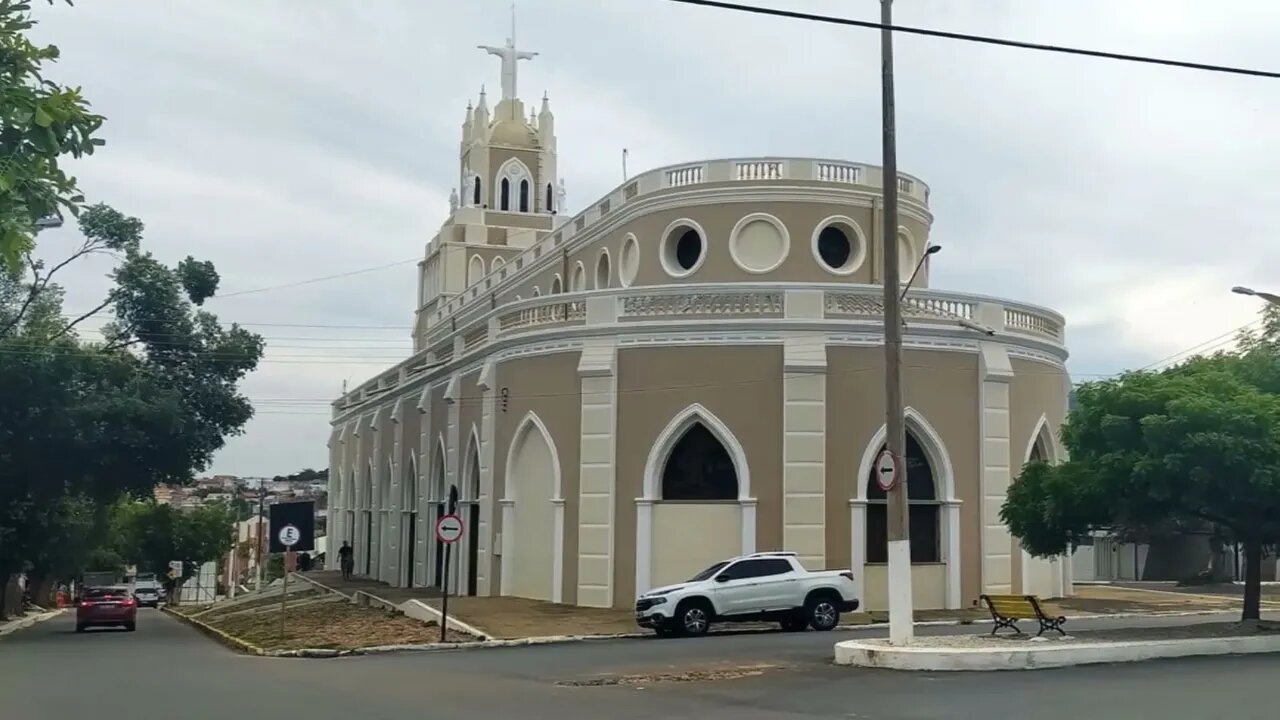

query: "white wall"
left=651, top=504, right=740, bottom=589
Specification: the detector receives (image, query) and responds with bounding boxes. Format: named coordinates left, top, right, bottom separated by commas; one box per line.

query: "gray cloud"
left=27, top=0, right=1280, bottom=475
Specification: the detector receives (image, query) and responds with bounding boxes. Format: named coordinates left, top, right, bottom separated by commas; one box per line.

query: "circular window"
left=595, top=249, right=611, bottom=289
left=619, top=234, right=639, bottom=287
left=811, top=216, right=866, bottom=275
left=660, top=220, right=706, bottom=278
left=729, top=213, right=789, bottom=274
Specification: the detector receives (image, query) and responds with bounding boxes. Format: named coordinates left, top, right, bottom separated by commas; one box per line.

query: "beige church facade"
left=326, top=35, right=1072, bottom=611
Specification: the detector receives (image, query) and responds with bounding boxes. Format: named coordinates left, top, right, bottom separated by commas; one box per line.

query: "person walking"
left=338, top=541, right=354, bottom=581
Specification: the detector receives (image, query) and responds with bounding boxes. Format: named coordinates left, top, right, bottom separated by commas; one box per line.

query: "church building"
left=326, top=29, right=1072, bottom=611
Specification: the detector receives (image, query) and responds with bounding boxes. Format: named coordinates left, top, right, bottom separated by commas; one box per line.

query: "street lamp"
left=1232, top=286, right=1280, bottom=307
left=33, top=213, right=63, bottom=233
left=899, top=244, right=942, bottom=301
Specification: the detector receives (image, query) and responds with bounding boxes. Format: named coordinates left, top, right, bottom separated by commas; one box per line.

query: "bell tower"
left=413, top=13, right=562, bottom=351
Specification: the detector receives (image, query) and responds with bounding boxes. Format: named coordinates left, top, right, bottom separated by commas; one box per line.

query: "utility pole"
left=880, top=0, right=914, bottom=645
left=255, top=485, right=266, bottom=591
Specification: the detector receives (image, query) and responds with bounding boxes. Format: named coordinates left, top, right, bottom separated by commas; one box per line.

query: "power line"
left=211, top=258, right=418, bottom=299
left=1135, top=319, right=1261, bottom=372
left=661, top=0, right=1280, bottom=79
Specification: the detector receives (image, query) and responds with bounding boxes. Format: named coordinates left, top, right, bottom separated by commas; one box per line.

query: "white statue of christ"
left=478, top=37, right=537, bottom=102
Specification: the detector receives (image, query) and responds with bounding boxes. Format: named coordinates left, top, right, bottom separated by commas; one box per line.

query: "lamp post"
left=878, top=0, right=914, bottom=646
left=1232, top=286, right=1280, bottom=307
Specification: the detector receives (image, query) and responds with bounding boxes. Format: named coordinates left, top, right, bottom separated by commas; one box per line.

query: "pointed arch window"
left=546, top=183, right=554, bottom=213
left=519, top=179, right=530, bottom=212
left=661, top=423, right=738, bottom=500
left=500, top=178, right=511, bottom=211
left=473, top=176, right=482, bottom=206
left=866, top=431, right=940, bottom=563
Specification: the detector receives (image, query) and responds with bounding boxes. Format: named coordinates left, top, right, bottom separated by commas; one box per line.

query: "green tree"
left=0, top=0, right=106, bottom=270
left=110, top=501, right=237, bottom=581
left=0, top=205, right=262, bottom=615
left=1003, top=317, right=1280, bottom=621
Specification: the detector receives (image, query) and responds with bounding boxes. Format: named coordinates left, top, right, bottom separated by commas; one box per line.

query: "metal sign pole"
left=280, top=551, right=292, bottom=639
left=440, top=543, right=451, bottom=643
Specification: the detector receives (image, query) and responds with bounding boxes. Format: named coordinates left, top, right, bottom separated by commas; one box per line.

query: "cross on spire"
left=477, top=4, right=537, bottom=102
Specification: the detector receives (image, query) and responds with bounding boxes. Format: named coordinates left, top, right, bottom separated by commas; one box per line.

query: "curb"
left=833, top=633, right=1280, bottom=671
left=163, top=606, right=266, bottom=656
left=0, top=609, right=63, bottom=638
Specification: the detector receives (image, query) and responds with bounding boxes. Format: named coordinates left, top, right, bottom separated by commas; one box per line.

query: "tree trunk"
left=0, top=572, right=11, bottom=620
left=1243, top=539, right=1263, bottom=622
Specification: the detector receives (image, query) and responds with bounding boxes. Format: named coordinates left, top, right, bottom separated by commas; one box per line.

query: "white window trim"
left=728, top=212, right=790, bottom=275
left=659, top=218, right=708, bottom=279
left=811, top=215, right=868, bottom=276
left=594, top=247, right=611, bottom=290
left=618, top=234, right=639, bottom=288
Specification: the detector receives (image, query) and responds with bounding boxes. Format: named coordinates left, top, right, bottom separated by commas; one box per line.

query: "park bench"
left=979, top=594, right=1066, bottom=636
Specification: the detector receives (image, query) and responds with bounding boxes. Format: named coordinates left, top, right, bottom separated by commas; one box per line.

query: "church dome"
left=489, top=117, right=536, bottom=146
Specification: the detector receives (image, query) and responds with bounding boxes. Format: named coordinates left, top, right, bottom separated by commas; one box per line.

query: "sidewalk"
left=0, top=609, right=63, bottom=637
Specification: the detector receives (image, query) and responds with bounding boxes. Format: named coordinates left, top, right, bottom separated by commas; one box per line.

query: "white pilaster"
left=782, top=293, right=827, bottom=569
left=415, top=385, right=433, bottom=587
left=634, top=499, right=653, bottom=597
left=477, top=361, right=497, bottom=596
left=848, top=500, right=867, bottom=608
left=979, top=336, right=1014, bottom=594
left=576, top=313, right=617, bottom=608
left=444, top=373, right=461, bottom=594
left=499, top=499, right=516, bottom=594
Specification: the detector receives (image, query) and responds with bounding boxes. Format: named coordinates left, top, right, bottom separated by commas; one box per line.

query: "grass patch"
left=203, top=599, right=475, bottom=651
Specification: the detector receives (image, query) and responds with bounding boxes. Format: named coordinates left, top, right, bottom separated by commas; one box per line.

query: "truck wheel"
left=75, top=624, right=86, bottom=633
left=675, top=600, right=712, bottom=637
left=124, top=622, right=136, bottom=632
left=806, top=594, right=840, bottom=631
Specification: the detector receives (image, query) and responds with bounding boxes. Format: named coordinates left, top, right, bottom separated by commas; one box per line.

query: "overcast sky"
left=27, top=0, right=1280, bottom=477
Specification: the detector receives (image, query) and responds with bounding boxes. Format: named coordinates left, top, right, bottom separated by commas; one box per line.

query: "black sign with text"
left=268, top=500, right=315, bottom=553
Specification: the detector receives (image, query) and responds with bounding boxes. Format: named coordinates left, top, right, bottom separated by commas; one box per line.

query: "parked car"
left=634, top=551, right=859, bottom=637
left=76, top=586, right=137, bottom=632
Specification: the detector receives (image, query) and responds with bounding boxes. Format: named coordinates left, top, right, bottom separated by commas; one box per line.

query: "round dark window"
left=817, top=225, right=852, bottom=269
left=674, top=229, right=702, bottom=270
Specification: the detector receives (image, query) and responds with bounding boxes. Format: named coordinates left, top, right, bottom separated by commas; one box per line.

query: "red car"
left=76, top=587, right=137, bottom=632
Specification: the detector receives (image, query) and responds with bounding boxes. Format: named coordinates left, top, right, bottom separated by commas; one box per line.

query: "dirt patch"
left=556, top=664, right=780, bottom=687
left=204, top=598, right=475, bottom=651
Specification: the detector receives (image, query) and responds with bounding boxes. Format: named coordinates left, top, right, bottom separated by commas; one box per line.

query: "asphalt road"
left=3, top=608, right=1279, bottom=719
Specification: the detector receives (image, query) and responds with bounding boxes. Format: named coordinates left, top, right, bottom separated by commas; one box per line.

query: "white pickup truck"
left=634, top=551, right=859, bottom=637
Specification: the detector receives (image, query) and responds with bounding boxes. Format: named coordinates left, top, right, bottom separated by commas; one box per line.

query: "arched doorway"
left=501, top=414, right=560, bottom=602
left=462, top=431, right=481, bottom=596
left=852, top=409, right=960, bottom=610
left=431, top=438, right=447, bottom=589
left=1021, top=415, right=1064, bottom=597
left=362, top=461, right=374, bottom=576
left=636, top=404, right=753, bottom=593
left=403, top=455, right=418, bottom=587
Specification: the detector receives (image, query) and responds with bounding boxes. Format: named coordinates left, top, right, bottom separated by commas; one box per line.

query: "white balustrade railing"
left=736, top=161, right=784, bottom=180
left=666, top=165, right=704, bottom=187
left=1004, top=307, right=1063, bottom=341
left=816, top=162, right=861, bottom=184
left=342, top=284, right=1064, bottom=410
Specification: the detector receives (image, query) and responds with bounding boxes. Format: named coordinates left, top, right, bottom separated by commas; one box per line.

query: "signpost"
left=875, top=448, right=900, bottom=493
left=277, top=524, right=300, bottom=638
left=435, top=511, right=464, bottom=643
